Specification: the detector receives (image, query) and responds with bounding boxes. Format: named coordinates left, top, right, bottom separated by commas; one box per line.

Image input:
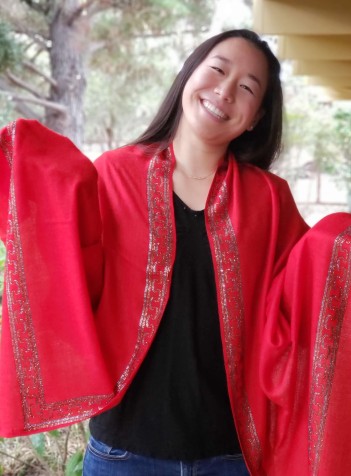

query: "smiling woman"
left=179, top=38, right=267, bottom=149
left=0, top=29, right=350, bottom=476
left=137, top=29, right=282, bottom=171
left=135, top=29, right=282, bottom=212
left=173, top=37, right=268, bottom=209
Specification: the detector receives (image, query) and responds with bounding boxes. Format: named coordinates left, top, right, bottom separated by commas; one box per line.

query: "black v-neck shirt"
left=89, top=193, right=241, bottom=460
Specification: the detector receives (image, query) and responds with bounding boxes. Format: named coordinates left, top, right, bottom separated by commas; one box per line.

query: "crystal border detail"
left=309, top=225, right=351, bottom=475
left=206, top=170, right=263, bottom=472
left=115, top=151, right=173, bottom=393
left=2, top=122, right=112, bottom=431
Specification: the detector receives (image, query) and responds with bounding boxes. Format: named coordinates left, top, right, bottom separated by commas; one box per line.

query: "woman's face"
left=179, top=37, right=269, bottom=150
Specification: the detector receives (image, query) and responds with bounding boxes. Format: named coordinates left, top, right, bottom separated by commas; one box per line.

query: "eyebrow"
left=211, top=54, right=263, bottom=88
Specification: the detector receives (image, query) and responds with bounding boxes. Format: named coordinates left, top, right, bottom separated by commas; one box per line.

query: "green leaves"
left=331, top=109, right=351, bottom=188
left=65, top=451, right=84, bottom=476
left=0, top=21, right=21, bottom=72
left=29, top=433, right=46, bottom=457
left=1, top=0, right=214, bottom=145
left=0, top=426, right=87, bottom=475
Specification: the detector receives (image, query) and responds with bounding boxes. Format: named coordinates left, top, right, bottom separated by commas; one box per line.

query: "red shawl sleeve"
left=0, top=120, right=114, bottom=436
left=260, top=213, right=351, bottom=475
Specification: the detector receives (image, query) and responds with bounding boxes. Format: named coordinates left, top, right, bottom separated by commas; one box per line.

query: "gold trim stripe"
left=206, top=171, right=263, bottom=472
left=309, top=225, right=351, bottom=475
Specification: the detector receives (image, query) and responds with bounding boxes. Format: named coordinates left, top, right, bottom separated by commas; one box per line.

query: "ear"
left=247, top=108, right=265, bottom=131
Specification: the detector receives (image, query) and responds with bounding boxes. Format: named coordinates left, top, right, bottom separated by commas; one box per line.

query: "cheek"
left=240, top=97, right=262, bottom=121
left=183, top=67, right=210, bottom=98
left=181, top=86, right=191, bottom=114
left=182, top=78, right=201, bottom=113
left=183, top=77, right=198, bottom=101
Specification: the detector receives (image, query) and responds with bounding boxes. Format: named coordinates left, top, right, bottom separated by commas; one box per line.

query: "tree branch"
left=0, top=90, right=67, bottom=113
left=61, top=426, right=71, bottom=469
left=67, top=0, right=98, bottom=24
left=66, top=0, right=125, bottom=24
left=129, top=27, right=210, bottom=38
left=0, top=78, right=42, bottom=119
left=14, top=29, right=50, bottom=49
left=21, top=0, right=53, bottom=16
left=0, top=76, right=51, bottom=118
left=23, top=60, right=58, bottom=88
left=90, top=27, right=210, bottom=53
left=6, top=70, right=46, bottom=98
left=14, top=100, right=42, bottom=120
left=21, top=0, right=47, bottom=15
left=85, top=0, right=132, bottom=18
left=0, top=449, right=37, bottom=470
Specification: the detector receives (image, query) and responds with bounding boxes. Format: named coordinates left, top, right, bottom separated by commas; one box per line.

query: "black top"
left=89, top=192, right=241, bottom=460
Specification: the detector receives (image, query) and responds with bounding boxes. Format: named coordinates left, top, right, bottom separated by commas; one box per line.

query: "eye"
left=210, top=66, right=224, bottom=74
left=240, top=84, right=254, bottom=95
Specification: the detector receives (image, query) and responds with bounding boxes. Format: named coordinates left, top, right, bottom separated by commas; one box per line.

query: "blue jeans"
left=83, top=436, right=250, bottom=475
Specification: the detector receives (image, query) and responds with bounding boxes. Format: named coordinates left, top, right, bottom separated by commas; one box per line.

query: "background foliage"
left=0, top=423, right=88, bottom=476
left=0, top=0, right=214, bottom=147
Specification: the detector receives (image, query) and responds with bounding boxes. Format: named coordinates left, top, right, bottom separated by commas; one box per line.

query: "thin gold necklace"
left=183, top=169, right=217, bottom=180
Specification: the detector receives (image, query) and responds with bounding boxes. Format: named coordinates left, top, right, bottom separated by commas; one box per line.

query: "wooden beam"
left=253, top=0, right=351, bottom=35
left=293, top=60, right=351, bottom=77
left=278, top=35, right=351, bottom=61
left=308, top=76, right=351, bottom=88
left=322, top=87, right=351, bottom=100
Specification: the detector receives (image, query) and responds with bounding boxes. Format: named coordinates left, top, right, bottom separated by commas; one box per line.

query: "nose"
left=214, top=82, right=234, bottom=103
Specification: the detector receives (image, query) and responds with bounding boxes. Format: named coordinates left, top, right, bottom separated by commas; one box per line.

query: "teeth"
left=202, top=100, right=228, bottom=119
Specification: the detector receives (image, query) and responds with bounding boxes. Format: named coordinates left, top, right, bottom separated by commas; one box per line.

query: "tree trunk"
left=46, top=1, right=88, bottom=147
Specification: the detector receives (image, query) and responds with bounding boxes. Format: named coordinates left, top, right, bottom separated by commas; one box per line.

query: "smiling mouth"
left=202, top=100, right=229, bottom=120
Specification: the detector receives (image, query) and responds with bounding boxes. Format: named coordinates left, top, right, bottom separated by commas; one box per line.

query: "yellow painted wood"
left=252, top=0, right=351, bottom=99
left=253, top=0, right=351, bottom=35
left=293, top=60, right=351, bottom=76
left=278, top=35, right=351, bottom=61
left=308, top=76, right=351, bottom=88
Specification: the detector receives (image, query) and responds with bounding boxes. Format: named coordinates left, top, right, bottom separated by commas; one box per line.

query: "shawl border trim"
left=207, top=167, right=263, bottom=473
left=309, top=224, right=351, bottom=474
left=3, top=122, right=112, bottom=432
left=114, top=151, right=174, bottom=394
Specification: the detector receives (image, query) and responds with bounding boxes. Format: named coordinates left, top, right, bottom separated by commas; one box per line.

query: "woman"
left=0, top=30, right=350, bottom=476
left=86, top=29, right=275, bottom=476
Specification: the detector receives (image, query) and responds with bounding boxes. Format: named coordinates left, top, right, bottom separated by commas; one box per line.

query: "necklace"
left=183, top=169, right=217, bottom=181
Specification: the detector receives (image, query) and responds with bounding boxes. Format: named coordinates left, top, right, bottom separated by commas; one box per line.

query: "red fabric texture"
left=0, top=121, right=114, bottom=434
left=0, top=119, right=350, bottom=476
left=261, top=213, right=351, bottom=475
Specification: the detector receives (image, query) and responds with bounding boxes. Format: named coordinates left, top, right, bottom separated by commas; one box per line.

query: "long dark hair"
left=134, top=29, right=283, bottom=170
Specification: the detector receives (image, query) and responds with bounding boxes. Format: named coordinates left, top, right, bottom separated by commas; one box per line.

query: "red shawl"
left=0, top=119, right=350, bottom=476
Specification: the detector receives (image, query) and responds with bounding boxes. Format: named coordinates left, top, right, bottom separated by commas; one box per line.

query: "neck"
left=173, top=131, right=227, bottom=177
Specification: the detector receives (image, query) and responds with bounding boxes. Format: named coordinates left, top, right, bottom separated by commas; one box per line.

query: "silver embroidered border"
left=0, top=121, right=15, bottom=166
left=2, top=122, right=113, bottom=431
left=206, top=173, right=262, bottom=471
left=309, top=225, right=351, bottom=475
left=115, top=151, right=173, bottom=393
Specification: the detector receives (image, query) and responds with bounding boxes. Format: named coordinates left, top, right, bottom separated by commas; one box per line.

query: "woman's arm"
left=0, top=120, right=113, bottom=437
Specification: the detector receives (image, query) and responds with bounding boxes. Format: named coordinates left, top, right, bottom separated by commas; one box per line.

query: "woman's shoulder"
left=95, top=143, right=153, bottom=169
left=237, top=160, right=291, bottom=195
